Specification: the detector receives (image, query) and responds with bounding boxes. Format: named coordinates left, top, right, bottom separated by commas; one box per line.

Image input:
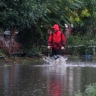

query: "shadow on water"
left=0, top=57, right=96, bottom=96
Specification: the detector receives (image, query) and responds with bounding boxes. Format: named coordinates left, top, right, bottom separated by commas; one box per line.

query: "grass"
left=0, top=56, right=43, bottom=65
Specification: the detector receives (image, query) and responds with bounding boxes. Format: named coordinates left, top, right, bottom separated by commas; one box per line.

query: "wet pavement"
left=0, top=57, right=96, bottom=96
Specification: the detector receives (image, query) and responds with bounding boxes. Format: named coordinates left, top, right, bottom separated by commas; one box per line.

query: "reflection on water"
left=0, top=57, right=96, bottom=96
left=42, top=65, right=66, bottom=96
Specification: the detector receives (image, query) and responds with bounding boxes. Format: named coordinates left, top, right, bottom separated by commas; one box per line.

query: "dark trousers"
left=52, top=48, right=61, bottom=59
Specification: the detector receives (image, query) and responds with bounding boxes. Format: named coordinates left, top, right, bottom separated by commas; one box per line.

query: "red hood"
left=52, top=24, right=60, bottom=31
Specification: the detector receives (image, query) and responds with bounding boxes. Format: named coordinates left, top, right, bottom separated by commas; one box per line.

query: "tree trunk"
left=8, top=28, right=16, bottom=54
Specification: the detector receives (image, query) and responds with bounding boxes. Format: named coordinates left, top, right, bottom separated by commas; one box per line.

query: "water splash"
left=67, top=62, right=96, bottom=68
left=34, top=56, right=96, bottom=68
left=42, top=56, right=67, bottom=66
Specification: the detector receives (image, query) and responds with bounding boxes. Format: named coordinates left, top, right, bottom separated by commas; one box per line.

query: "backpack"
left=51, top=31, right=63, bottom=44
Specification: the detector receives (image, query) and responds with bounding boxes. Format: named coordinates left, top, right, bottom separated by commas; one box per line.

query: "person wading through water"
left=47, top=24, right=66, bottom=64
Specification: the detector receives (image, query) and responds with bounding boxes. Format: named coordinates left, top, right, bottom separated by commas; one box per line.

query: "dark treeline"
left=0, top=0, right=96, bottom=56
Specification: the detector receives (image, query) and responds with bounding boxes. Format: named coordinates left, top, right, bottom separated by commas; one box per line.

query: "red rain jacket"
left=48, top=24, right=66, bottom=49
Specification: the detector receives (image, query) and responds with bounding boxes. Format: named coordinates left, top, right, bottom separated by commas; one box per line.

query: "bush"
left=66, top=32, right=96, bottom=56
left=75, top=83, right=96, bottom=96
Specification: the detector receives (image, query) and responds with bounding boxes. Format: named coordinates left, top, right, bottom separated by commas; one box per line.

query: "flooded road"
left=0, top=57, right=96, bottom=96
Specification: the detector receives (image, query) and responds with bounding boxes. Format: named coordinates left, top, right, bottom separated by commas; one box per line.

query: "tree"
left=38, top=0, right=84, bottom=27
left=1, top=0, right=92, bottom=54
left=83, top=0, right=96, bottom=35
left=0, top=0, right=49, bottom=54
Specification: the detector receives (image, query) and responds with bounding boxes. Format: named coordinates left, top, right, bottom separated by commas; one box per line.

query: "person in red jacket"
left=47, top=24, right=66, bottom=63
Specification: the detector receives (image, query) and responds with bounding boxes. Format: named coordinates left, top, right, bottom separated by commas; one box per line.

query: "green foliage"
left=85, top=83, right=96, bottom=96
left=41, top=0, right=84, bottom=26
left=80, top=0, right=96, bottom=33
left=66, top=35, right=82, bottom=46
left=27, top=46, right=40, bottom=56
left=0, top=0, right=96, bottom=55
left=17, top=26, right=46, bottom=54
left=66, top=32, right=96, bottom=55
left=0, top=0, right=95, bottom=29
left=75, top=83, right=96, bottom=96
left=0, top=0, right=50, bottom=28
left=0, top=49, right=8, bottom=59
left=67, top=32, right=96, bottom=46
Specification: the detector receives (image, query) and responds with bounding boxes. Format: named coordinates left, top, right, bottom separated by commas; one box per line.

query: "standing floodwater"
left=0, top=57, right=96, bottom=96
